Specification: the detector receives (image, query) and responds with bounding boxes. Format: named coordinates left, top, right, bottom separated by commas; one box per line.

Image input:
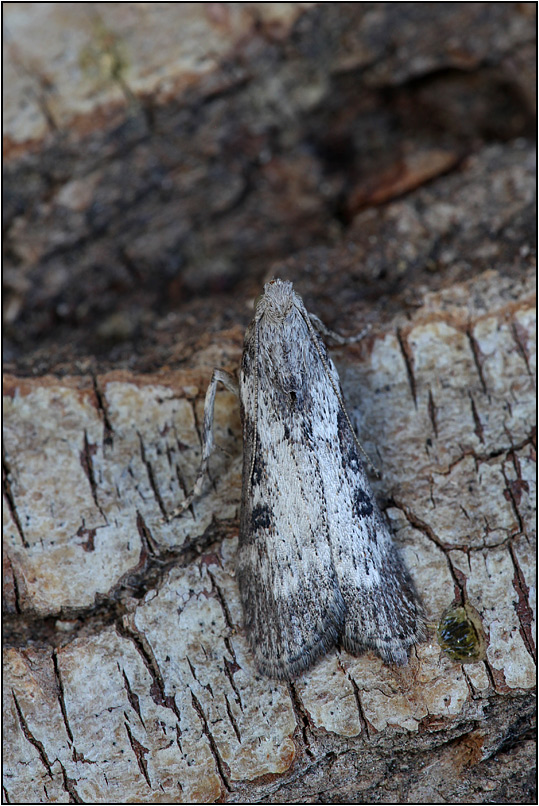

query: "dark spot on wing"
left=251, top=504, right=273, bottom=531
left=285, top=383, right=303, bottom=410
left=353, top=488, right=373, bottom=518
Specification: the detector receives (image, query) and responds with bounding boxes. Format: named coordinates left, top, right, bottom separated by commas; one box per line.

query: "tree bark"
left=3, top=3, right=536, bottom=803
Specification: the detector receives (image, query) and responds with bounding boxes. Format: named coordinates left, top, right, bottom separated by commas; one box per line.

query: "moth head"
left=256, top=279, right=297, bottom=323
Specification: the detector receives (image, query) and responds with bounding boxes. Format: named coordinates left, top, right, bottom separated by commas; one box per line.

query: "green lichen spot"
left=437, top=602, right=486, bottom=663
left=79, top=18, right=129, bottom=90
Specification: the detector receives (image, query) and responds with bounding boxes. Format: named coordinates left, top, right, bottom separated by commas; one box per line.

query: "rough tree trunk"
left=3, top=4, right=536, bottom=804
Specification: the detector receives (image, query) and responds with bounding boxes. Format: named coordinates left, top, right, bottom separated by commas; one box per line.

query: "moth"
left=171, top=279, right=425, bottom=679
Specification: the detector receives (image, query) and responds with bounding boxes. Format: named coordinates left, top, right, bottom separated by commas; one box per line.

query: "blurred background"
left=3, top=2, right=536, bottom=373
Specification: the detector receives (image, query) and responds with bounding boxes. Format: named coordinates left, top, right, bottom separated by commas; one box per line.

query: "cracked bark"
left=3, top=3, right=536, bottom=804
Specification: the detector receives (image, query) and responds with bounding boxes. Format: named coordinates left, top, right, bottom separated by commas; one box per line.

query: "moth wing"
left=338, top=514, right=425, bottom=666
left=236, top=435, right=345, bottom=680
left=326, top=416, right=425, bottom=665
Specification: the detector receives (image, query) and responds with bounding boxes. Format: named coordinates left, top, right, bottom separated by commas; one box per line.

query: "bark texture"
left=3, top=3, right=536, bottom=803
